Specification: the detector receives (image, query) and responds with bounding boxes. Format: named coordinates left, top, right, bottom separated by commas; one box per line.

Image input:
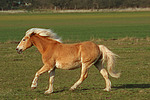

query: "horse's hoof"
left=103, top=88, right=111, bottom=91
left=69, top=88, right=75, bottom=91
left=31, top=87, right=36, bottom=90
left=44, top=90, right=53, bottom=94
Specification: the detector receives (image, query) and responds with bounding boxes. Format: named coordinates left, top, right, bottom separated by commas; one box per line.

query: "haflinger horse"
left=16, top=28, right=120, bottom=94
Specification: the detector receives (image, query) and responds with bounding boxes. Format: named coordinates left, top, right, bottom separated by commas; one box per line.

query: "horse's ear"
left=30, top=32, right=35, bottom=37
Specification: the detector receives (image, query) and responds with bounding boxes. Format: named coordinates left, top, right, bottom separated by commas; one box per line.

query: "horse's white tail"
left=99, top=45, right=120, bottom=78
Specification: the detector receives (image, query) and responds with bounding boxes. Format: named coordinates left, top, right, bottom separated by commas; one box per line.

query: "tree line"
left=0, top=0, right=150, bottom=10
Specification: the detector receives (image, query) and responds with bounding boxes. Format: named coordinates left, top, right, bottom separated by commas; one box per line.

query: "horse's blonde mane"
left=26, top=28, right=62, bottom=42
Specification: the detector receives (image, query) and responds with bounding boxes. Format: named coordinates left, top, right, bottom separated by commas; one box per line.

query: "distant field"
left=0, top=11, right=150, bottom=42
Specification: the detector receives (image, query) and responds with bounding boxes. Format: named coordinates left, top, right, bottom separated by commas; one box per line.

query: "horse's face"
left=16, top=36, right=33, bottom=54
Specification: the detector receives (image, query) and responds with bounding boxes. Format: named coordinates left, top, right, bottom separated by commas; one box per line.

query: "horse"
left=16, top=28, right=120, bottom=94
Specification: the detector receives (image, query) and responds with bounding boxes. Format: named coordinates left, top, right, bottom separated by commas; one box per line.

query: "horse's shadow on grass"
left=53, top=89, right=67, bottom=93
left=36, top=89, right=67, bottom=94
left=55, top=84, right=150, bottom=93
left=112, top=84, right=150, bottom=89
left=44, top=88, right=91, bottom=94
left=36, top=84, right=150, bottom=94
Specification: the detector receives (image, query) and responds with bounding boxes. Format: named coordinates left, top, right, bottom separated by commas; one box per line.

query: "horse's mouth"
left=16, top=48, right=23, bottom=54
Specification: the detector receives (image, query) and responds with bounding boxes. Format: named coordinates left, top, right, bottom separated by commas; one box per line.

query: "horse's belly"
left=56, top=61, right=81, bottom=70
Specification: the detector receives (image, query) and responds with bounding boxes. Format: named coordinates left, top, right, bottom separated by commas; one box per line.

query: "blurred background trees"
left=0, top=0, right=150, bottom=10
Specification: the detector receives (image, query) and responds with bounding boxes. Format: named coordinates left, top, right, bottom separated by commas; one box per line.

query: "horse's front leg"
left=44, top=69, right=55, bottom=94
left=31, top=64, right=50, bottom=90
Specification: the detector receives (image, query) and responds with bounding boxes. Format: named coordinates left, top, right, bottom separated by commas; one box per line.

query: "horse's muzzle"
left=16, top=48, right=23, bottom=54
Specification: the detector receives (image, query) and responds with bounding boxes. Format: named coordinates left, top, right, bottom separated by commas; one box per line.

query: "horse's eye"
left=23, top=39, right=26, bottom=41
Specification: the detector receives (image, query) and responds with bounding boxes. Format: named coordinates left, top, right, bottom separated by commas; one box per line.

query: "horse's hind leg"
left=70, top=63, right=89, bottom=91
left=94, top=61, right=111, bottom=91
left=31, top=64, right=51, bottom=90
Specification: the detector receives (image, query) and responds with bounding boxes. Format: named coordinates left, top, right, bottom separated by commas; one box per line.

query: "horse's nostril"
left=16, top=48, right=23, bottom=54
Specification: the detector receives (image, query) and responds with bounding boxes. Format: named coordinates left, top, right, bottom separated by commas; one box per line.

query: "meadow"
left=0, top=11, right=150, bottom=42
left=0, top=11, right=150, bottom=100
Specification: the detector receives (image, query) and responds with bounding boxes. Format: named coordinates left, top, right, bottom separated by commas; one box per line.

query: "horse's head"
left=16, top=34, right=33, bottom=54
left=16, top=28, right=62, bottom=54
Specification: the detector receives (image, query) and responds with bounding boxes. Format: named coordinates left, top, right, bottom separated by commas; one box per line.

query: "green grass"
left=0, top=38, right=150, bottom=100
left=0, top=11, right=150, bottom=42
left=0, top=11, right=150, bottom=100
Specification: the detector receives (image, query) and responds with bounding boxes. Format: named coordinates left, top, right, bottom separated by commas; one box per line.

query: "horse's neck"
left=31, top=35, right=57, bottom=54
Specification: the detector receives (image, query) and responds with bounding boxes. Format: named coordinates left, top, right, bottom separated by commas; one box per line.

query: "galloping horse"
left=16, top=28, right=120, bottom=94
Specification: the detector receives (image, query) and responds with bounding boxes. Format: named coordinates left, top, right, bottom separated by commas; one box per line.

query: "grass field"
left=0, top=11, right=150, bottom=42
left=0, top=38, right=150, bottom=100
left=0, top=11, right=150, bottom=100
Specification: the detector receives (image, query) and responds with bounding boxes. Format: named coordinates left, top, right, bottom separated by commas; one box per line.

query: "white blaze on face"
left=16, top=36, right=27, bottom=54
left=17, top=39, right=24, bottom=49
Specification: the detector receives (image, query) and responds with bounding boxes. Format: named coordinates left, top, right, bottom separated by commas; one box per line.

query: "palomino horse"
left=16, top=28, right=120, bottom=94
